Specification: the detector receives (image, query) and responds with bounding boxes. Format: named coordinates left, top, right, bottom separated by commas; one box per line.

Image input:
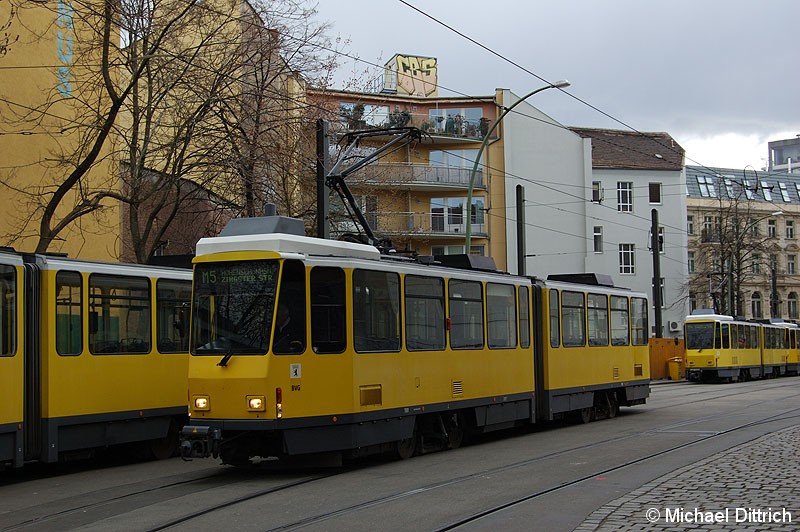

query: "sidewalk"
left=574, top=425, right=800, bottom=531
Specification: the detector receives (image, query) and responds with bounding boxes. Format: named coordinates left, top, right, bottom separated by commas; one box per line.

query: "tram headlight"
left=247, top=395, right=266, bottom=411
left=193, top=396, right=210, bottom=411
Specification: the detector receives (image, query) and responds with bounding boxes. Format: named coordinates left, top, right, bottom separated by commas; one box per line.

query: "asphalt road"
left=2, top=378, right=799, bottom=532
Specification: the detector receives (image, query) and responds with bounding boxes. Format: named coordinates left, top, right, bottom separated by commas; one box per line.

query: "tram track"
left=3, top=380, right=799, bottom=531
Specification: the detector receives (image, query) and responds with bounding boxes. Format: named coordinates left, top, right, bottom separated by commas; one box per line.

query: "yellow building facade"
left=1, top=1, right=119, bottom=260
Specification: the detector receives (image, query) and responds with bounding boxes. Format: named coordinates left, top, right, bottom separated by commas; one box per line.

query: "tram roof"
left=195, top=233, right=381, bottom=261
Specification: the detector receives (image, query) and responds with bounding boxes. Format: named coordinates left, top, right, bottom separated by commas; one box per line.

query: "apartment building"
left=686, top=166, right=800, bottom=320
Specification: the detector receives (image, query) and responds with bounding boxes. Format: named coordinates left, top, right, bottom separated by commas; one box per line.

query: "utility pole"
left=651, top=209, right=662, bottom=337
left=316, top=119, right=329, bottom=239
left=516, top=185, right=525, bottom=276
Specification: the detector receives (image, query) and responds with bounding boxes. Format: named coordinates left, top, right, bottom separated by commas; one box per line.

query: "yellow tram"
left=685, top=312, right=795, bottom=382
left=181, top=218, right=651, bottom=465
left=0, top=251, right=192, bottom=468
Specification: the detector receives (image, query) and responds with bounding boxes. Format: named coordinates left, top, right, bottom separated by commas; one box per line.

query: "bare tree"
left=0, top=2, right=18, bottom=58
left=1, top=0, right=344, bottom=261
left=688, top=175, right=779, bottom=316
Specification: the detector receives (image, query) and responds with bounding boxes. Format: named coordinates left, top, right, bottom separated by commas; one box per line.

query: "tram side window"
left=449, top=279, right=484, bottom=349
left=313, top=267, right=347, bottom=354
left=487, top=283, right=517, bottom=349
left=518, top=286, right=530, bottom=349
left=0, top=265, right=16, bottom=356
left=274, top=260, right=306, bottom=355
left=156, top=279, right=191, bottom=353
left=587, top=293, right=609, bottom=347
left=561, top=291, right=586, bottom=347
left=89, top=274, right=151, bottom=354
left=549, top=289, right=560, bottom=348
left=630, top=297, right=649, bottom=346
left=610, top=295, right=629, bottom=346
left=56, top=271, right=82, bottom=356
left=721, top=324, right=730, bottom=349
left=405, top=275, right=445, bottom=351
left=353, top=269, right=398, bottom=353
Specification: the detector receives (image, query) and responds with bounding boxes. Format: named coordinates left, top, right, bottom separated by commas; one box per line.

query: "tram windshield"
left=685, top=322, right=714, bottom=350
left=191, top=260, right=279, bottom=355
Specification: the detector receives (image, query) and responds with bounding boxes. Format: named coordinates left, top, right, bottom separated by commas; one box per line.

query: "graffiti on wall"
left=56, top=0, right=74, bottom=97
left=394, top=55, right=437, bottom=97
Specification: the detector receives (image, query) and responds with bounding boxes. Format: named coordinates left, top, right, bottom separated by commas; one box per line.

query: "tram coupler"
left=180, top=425, right=221, bottom=460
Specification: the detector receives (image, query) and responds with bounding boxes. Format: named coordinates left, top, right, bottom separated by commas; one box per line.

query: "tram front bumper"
left=180, top=425, right=221, bottom=459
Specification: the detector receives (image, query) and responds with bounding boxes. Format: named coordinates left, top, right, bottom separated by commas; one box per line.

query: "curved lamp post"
left=463, top=80, right=571, bottom=252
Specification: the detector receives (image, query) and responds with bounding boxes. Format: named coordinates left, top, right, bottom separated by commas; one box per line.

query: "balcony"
left=335, top=108, right=495, bottom=144
left=331, top=210, right=488, bottom=240
left=361, top=163, right=484, bottom=190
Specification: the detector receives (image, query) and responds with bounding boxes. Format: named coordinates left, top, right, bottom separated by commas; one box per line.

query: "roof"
left=685, top=165, right=800, bottom=204
left=569, top=127, right=684, bottom=170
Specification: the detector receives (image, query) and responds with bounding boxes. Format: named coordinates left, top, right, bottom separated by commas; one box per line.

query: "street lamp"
left=463, top=80, right=571, bottom=252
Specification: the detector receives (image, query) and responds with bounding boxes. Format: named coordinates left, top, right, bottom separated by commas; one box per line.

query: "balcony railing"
left=363, top=163, right=484, bottom=189
left=331, top=210, right=487, bottom=239
left=335, top=110, right=494, bottom=141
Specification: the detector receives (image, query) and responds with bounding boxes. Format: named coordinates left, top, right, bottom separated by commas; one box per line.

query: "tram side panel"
left=538, top=285, right=650, bottom=420
left=761, top=325, right=787, bottom=377
left=35, top=261, right=191, bottom=462
left=0, top=256, right=24, bottom=468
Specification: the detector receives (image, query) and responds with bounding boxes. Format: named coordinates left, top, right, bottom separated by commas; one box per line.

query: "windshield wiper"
left=217, top=349, right=233, bottom=367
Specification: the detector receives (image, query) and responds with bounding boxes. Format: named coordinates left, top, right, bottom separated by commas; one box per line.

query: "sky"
left=314, top=0, right=798, bottom=171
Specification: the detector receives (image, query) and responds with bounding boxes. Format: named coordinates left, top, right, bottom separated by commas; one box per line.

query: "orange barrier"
left=649, top=337, right=685, bottom=380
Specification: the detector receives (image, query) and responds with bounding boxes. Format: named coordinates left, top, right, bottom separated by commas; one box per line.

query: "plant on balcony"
left=479, top=117, right=490, bottom=137
left=340, top=103, right=366, bottom=130
left=388, top=109, right=411, bottom=128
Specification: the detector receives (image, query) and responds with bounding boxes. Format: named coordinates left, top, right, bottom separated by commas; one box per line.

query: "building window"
left=768, top=219, right=777, bottom=238
left=789, top=292, right=798, bottom=320
left=687, top=215, right=694, bottom=235
left=770, top=254, right=778, bottom=272
left=744, top=180, right=755, bottom=200
left=649, top=183, right=662, bottom=204
left=619, top=244, right=635, bottom=274
left=787, top=220, right=795, bottom=239
left=724, top=178, right=735, bottom=198
left=688, top=251, right=695, bottom=273
left=752, top=292, right=763, bottom=319
left=752, top=254, right=761, bottom=274
left=788, top=255, right=796, bottom=275
left=780, top=182, right=791, bottom=202
left=697, top=176, right=716, bottom=197
left=689, top=292, right=697, bottom=313
left=617, top=182, right=633, bottom=212
left=749, top=218, right=759, bottom=237
left=592, top=181, right=602, bottom=203
left=761, top=181, right=772, bottom=201
left=712, top=251, right=720, bottom=273
left=593, top=226, right=603, bottom=253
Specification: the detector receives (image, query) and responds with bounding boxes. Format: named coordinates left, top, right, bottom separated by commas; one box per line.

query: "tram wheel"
left=395, top=436, right=416, bottom=460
